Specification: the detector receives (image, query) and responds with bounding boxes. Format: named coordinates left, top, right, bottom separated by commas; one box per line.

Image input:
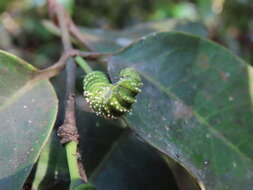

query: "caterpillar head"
left=83, top=68, right=142, bottom=119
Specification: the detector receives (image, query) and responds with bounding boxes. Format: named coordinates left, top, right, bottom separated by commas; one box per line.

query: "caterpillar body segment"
left=83, top=67, right=142, bottom=119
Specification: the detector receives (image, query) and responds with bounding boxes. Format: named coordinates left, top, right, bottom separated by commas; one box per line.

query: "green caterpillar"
left=83, top=68, right=143, bottom=119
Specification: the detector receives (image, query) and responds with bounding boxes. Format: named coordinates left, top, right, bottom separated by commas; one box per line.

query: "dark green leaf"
left=43, top=19, right=207, bottom=53
left=91, top=132, right=179, bottom=190
left=108, top=32, right=253, bottom=190
left=76, top=104, right=124, bottom=175
left=0, top=50, right=58, bottom=190
left=77, top=19, right=207, bottom=52
left=32, top=131, right=68, bottom=190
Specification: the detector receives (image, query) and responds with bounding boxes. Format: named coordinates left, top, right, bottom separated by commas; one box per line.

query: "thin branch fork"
left=47, top=0, right=88, bottom=184
left=48, top=0, right=78, bottom=150
left=34, top=50, right=107, bottom=81
left=47, top=0, right=94, bottom=51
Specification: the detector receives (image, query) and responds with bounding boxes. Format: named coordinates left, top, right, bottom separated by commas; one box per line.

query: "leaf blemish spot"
left=165, top=125, right=170, bottom=131
left=229, top=96, right=234, bottom=101
left=172, top=100, right=193, bottom=120
left=116, top=38, right=132, bottom=46
left=204, top=160, right=209, bottom=165
left=220, top=71, right=230, bottom=81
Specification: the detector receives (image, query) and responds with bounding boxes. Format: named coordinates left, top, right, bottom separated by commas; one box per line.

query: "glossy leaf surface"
left=0, top=50, right=58, bottom=190
left=108, top=32, right=253, bottom=190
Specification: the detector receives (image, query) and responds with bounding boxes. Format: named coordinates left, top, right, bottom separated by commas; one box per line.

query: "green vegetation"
left=0, top=0, right=253, bottom=190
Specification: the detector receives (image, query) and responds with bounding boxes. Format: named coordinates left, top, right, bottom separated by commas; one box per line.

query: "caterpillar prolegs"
left=83, top=68, right=143, bottom=119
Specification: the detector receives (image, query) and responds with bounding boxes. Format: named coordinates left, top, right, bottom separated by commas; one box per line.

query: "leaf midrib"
left=0, top=79, right=43, bottom=111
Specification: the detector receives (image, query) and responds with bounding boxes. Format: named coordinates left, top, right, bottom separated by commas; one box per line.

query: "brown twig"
left=47, top=0, right=88, bottom=183
left=48, top=0, right=93, bottom=51
left=68, top=19, right=93, bottom=51
left=33, top=50, right=107, bottom=81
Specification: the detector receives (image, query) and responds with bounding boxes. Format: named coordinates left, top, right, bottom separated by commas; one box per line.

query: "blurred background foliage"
left=1, top=0, right=253, bottom=189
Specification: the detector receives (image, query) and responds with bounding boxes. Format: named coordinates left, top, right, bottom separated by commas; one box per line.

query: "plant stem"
left=66, top=141, right=83, bottom=189
left=34, top=50, right=108, bottom=80
left=75, top=56, right=93, bottom=74
left=48, top=1, right=92, bottom=189
left=66, top=141, right=80, bottom=181
left=66, top=143, right=96, bottom=190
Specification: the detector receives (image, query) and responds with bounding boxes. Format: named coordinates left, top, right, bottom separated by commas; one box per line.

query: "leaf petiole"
left=75, top=56, right=93, bottom=74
